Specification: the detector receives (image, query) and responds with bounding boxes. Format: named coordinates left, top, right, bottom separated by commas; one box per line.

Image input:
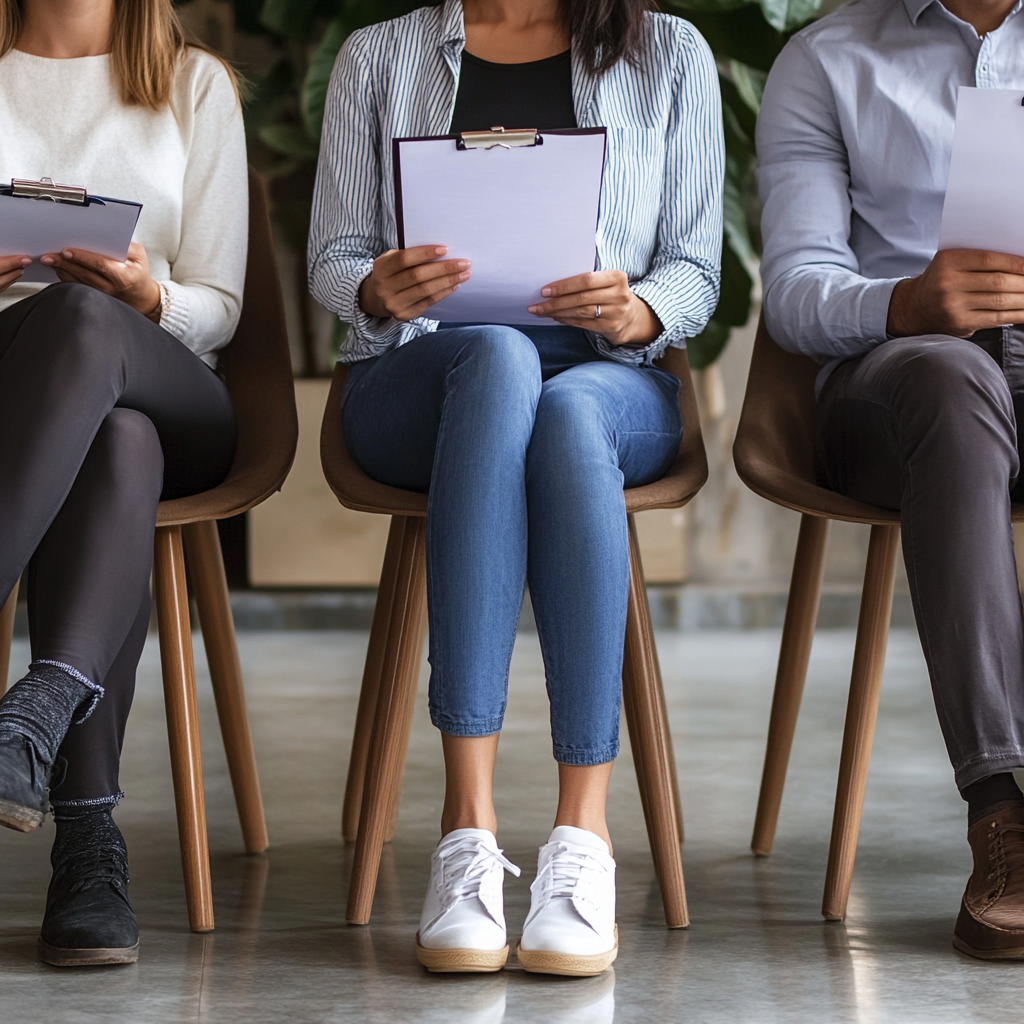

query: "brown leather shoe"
left=954, top=803, right=1024, bottom=960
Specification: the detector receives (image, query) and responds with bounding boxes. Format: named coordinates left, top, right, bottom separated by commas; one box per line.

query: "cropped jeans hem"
left=553, top=743, right=620, bottom=767
left=431, top=713, right=505, bottom=738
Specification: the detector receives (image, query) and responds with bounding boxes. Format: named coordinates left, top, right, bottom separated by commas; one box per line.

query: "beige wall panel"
left=249, top=380, right=391, bottom=586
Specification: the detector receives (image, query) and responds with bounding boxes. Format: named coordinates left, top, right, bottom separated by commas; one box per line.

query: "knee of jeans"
left=455, top=326, right=541, bottom=400
left=91, top=409, right=164, bottom=499
left=530, top=379, right=612, bottom=469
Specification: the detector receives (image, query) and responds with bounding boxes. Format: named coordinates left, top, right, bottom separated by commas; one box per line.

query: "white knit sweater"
left=0, top=47, right=247, bottom=364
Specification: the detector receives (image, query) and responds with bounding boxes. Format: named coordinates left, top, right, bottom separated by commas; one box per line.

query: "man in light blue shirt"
left=759, top=0, right=1024, bottom=959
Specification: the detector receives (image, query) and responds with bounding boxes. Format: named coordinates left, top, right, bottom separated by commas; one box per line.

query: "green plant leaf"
left=302, top=17, right=348, bottom=142
left=729, top=59, right=768, bottom=114
left=757, top=0, right=823, bottom=32
left=716, top=237, right=754, bottom=327
left=258, top=122, right=320, bottom=159
left=661, top=0, right=754, bottom=13
left=243, top=57, right=294, bottom=138
left=680, top=6, right=785, bottom=72
left=260, top=0, right=319, bottom=38
left=686, top=318, right=731, bottom=371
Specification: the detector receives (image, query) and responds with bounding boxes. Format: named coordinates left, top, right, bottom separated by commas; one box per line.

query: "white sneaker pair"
left=416, top=825, right=617, bottom=976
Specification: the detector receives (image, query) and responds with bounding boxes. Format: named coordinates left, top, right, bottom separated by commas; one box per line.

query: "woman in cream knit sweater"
left=0, top=0, right=246, bottom=967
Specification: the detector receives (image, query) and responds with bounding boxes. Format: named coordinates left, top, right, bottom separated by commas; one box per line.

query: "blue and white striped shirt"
left=308, top=0, right=723, bottom=365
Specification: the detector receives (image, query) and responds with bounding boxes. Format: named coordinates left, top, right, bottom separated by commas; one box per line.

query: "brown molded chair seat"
left=1, top=167, right=298, bottom=933
left=321, top=343, right=706, bottom=929
left=734, top=315, right=1023, bottom=922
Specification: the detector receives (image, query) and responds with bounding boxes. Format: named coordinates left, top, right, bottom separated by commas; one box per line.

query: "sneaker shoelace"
left=531, top=842, right=610, bottom=906
left=436, top=837, right=520, bottom=916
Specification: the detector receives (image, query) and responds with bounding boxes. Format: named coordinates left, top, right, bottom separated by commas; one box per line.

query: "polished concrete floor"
left=1, top=626, right=1020, bottom=1023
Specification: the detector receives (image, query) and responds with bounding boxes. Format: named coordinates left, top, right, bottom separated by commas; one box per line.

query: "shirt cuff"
left=862, top=277, right=903, bottom=342
left=159, top=279, right=191, bottom=343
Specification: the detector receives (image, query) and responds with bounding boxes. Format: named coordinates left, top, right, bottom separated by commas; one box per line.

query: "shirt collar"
left=440, top=0, right=466, bottom=50
left=902, top=0, right=934, bottom=24
left=904, top=0, right=1023, bottom=25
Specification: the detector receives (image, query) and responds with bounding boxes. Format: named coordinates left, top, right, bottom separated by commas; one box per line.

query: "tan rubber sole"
left=517, top=927, right=618, bottom=977
left=0, top=798, right=43, bottom=833
left=38, top=937, right=139, bottom=967
left=415, top=934, right=509, bottom=973
left=953, top=934, right=1024, bottom=961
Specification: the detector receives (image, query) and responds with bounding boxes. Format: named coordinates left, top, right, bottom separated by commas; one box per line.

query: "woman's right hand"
left=0, top=254, right=31, bottom=293
left=358, top=245, right=470, bottom=321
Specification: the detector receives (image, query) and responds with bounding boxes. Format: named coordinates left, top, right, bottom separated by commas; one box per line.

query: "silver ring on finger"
left=594, top=304, right=602, bottom=319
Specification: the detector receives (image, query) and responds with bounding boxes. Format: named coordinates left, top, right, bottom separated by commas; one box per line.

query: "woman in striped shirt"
left=310, top=0, right=722, bottom=976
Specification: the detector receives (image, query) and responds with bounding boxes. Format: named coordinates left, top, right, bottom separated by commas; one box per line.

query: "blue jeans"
left=342, top=325, right=682, bottom=765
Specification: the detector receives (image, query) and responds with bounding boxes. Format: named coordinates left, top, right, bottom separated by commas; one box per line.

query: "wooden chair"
left=733, top=316, right=1024, bottom=922
left=320, top=344, right=707, bottom=929
left=0, top=167, right=298, bottom=933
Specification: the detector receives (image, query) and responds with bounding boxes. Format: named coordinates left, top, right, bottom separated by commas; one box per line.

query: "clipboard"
left=393, top=127, right=607, bottom=324
left=0, top=177, right=142, bottom=283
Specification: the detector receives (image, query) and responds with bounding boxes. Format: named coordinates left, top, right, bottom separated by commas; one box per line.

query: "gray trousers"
left=817, top=328, right=1024, bottom=791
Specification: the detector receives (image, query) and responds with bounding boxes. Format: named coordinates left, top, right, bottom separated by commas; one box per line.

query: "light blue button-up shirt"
left=308, top=0, right=723, bottom=365
left=757, top=0, right=1024, bottom=385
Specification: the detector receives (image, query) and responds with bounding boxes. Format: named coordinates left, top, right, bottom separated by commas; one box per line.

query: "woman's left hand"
left=527, top=270, right=662, bottom=346
left=40, top=243, right=162, bottom=321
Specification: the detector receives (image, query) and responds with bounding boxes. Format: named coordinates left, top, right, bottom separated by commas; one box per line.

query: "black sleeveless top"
left=448, top=50, right=577, bottom=135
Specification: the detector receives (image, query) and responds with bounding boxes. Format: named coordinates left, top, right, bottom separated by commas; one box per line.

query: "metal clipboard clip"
left=457, top=126, right=543, bottom=151
left=10, top=176, right=87, bottom=205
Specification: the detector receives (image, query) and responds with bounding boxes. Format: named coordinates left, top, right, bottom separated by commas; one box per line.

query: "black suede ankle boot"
left=38, top=809, right=139, bottom=966
left=0, top=663, right=99, bottom=832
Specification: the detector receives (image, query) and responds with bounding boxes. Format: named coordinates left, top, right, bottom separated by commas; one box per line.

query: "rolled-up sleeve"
left=308, top=30, right=420, bottom=358
left=757, top=36, right=901, bottom=361
left=596, top=24, right=724, bottom=366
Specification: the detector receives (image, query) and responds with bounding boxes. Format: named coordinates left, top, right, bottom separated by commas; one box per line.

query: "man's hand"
left=527, top=270, right=662, bottom=346
left=358, top=246, right=471, bottom=321
left=887, top=249, right=1024, bottom=338
left=40, top=243, right=162, bottom=320
left=0, top=254, right=30, bottom=294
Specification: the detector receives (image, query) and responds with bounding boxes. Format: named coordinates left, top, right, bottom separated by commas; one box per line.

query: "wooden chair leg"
left=1, top=577, right=20, bottom=694
left=752, top=514, right=831, bottom=856
left=822, top=523, right=900, bottom=921
left=342, top=515, right=405, bottom=844
left=347, top=516, right=428, bottom=925
left=622, top=514, right=688, bottom=929
left=183, top=519, right=269, bottom=855
left=154, top=524, right=214, bottom=933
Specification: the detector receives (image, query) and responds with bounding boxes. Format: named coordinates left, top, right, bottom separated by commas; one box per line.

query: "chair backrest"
left=158, top=167, right=298, bottom=526
left=321, top=339, right=708, bottom=517
left=733, top=316, right=898, bottom=524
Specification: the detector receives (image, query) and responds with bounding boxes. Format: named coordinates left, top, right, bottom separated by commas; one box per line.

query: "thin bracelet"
left=150, top=282, right=171, bottom=323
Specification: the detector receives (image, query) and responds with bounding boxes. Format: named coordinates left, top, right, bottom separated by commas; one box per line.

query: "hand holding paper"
left=40, top=242, right=162, bottom=319
left=887, top=88, right=1024, bottom=338
left=359, top=245, right=472, bottom=321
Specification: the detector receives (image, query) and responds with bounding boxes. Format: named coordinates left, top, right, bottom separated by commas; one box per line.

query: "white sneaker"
left=517, top=826, right=618, bottom=976
left=416, top=828, right=521, bottom=972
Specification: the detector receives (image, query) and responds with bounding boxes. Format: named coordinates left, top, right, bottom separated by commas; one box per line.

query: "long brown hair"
left=0, top=0, right=237, bottom=110
left=562, top=0, right=656, bottom=75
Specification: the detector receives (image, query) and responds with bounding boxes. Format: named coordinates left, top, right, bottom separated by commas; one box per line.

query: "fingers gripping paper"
left=0, top=191, right=141, bottom=283
left=394, top=129, right=607, bottom=324
left=939, top=87, right=1024, bottom=256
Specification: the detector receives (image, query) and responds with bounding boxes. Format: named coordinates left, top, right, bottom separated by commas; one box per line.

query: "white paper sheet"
left=939, top=87, right=1024, bottom=256
left=396, top=130, right=606, bottom=324
left=0, top=192, right=141, bottom=283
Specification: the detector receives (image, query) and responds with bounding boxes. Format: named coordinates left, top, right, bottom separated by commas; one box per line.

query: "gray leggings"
left=0, top=283, right=235, bottom=805
left=817, top=329, right=1024, bottom=791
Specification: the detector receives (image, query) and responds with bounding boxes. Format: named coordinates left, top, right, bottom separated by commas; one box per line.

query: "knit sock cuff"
left=50, top=792, right=124, bottom=819
left=0, top=662, right=103, bottom=766
left=32, top=660, right=104, bottom=723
